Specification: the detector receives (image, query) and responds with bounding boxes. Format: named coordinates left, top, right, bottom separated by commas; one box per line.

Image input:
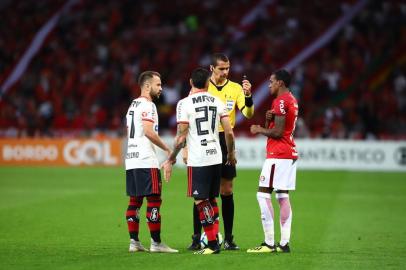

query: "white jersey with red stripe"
left=125, top=97, right=159, bottom=169
left=176, top=91, right=228, bottom=167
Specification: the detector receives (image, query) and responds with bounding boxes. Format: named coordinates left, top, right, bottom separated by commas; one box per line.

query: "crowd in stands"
left=0, top=0, right=405, bottom=139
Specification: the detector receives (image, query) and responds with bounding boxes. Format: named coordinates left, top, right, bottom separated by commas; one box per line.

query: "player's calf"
left=126, top=196, right=143, bottom=241
left=146, top=195, right=162, bottom=243
left=196, top=199, right=219, bottom=251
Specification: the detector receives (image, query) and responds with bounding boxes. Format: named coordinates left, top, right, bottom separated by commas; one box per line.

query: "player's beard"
left=151, top=89, right=161, bottom=101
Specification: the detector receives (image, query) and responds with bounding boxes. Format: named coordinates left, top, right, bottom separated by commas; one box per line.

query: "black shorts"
left=126, top=168, right=161, bottom=196
left=219, top=132, right=237, bottom=179
left=187, top=164, right=221, bottom=199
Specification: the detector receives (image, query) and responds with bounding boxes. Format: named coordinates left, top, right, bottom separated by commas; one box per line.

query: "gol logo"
left=63, top=140, right=118, bottom=165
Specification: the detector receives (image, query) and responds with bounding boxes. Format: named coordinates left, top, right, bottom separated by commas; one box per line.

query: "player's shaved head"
left=211, top=53, right=229, bottom=67
left=138, top=71, right=161, bottom=87
left=273, top=69, right=291, bottom=87
left=191, top=68, right=210, bottom=89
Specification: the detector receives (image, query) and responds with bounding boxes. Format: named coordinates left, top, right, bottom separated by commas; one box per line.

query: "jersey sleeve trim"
left=177, top=121, right=189, bottom=124
left=142, top=118, right=154, bottom=123
left=220, top=115, right=229, bottom=119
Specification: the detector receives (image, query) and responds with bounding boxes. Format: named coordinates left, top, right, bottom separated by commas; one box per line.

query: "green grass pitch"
left=0, top=167, right=405, bottom=269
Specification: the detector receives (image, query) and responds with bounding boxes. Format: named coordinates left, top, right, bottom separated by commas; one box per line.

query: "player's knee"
left=257, top=191, right=271, bottom=200
left=196, top=200, right=215, bottom=225
left=220, top=181, right=233, bottom=195
left=275, top=191, right=289, bottom=199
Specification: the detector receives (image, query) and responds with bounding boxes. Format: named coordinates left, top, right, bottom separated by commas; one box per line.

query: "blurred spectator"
left=0, top=0, right=404, bottom=140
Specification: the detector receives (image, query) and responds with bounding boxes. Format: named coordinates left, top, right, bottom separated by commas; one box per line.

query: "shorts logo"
left=260, top=175, right=265, bottom=182
left=203, top=206, right=214, bottom=224
left=193, top=190, right=199, bottom=195
left=150, top=208, right=159, bottom=222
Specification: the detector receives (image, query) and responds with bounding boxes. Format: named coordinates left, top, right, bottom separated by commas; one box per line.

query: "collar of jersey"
left=210, top=79, right=229, bottom=91
left=189, top=90, right=207, bottom=95
left=139, top=96, right=152, bottom=101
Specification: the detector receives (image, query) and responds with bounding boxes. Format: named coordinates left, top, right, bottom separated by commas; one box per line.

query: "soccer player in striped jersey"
left=186, top=53, right=254, bottom=250
left=125, top=71, right=178, bottom=253
left=247, top=69, right=298, bottom=253
left=163, top=68, right=237, bottom=254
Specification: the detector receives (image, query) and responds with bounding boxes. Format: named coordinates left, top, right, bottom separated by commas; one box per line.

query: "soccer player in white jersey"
left=125, top=71, right=178, bottom=253
left=163, top=68, right=236, bottom=255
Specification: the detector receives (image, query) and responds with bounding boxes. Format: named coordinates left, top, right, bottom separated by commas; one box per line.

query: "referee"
left=186, top=53, right=254, bottom=250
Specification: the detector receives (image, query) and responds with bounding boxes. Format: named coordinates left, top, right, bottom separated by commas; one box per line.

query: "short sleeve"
left=176, top=99, right=189, bottom=123
left=141, top=102, right=154, bottom=122
left=272, top=97, right=287, bottom=116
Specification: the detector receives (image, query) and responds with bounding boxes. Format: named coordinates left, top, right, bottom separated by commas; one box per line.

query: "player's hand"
left=250, top=124, right=261, bottom=134
left=242, top=79, right=252, bottom=96
left=226, top=152, right=237, bottom=166
left=161, top=160, right=173, bottom=182
left=181, top=147, right=188, bottom=164
left=266, top=110, right=274, bottom=121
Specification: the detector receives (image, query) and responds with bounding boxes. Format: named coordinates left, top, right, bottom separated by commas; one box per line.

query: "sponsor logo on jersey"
left=206, top=148, right=217, bottom=155
left=200, top=139, right=216, bottom=146
left=279, top=100, right=286, bottom=114
left=260, top=175, right=265, bottom=182
left=126, top=152, right=139, bottom=159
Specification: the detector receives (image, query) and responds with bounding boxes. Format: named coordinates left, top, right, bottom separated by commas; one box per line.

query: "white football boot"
left=129, top=239, right=148, bottom=252
left=150, top=240, right=179, bottom=253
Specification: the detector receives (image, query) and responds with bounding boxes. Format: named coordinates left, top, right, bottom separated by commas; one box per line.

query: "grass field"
left=0, top=167, right=405, bottom=270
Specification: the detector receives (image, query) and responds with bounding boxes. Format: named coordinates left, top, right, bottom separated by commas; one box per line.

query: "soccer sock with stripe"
left=193, top=203, right=202, bottom=236
left=146, top=195, right=162, bottom=243
left=126, top=196, right=143, bottom=241
left=210, top=198, right=219, bottom=235
left=221, top=194, right=234, bottom=241
left=277, top=194, right=292, bottom=246
left=257, top=192, right=275, bottom=246
left=196, top=200, right=217, bottom=249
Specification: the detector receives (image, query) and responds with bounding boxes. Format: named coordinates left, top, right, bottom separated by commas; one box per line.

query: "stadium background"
left=0, top=0, right=405, bottom=269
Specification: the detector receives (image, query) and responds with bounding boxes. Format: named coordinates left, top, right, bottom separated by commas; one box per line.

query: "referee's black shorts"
left=126, top=168, right=161, bottom=196
left=219, top=132, right=237, bottom=180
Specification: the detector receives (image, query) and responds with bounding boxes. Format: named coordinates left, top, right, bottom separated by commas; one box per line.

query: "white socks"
left=257, top=192, right=293, bottom=246
left=257, top=192, right=275, bottom=246
left=276, top=193, right=292, bottom=246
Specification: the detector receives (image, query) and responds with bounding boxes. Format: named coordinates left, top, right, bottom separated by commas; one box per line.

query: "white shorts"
left=258, top=159, right=297, bottom=190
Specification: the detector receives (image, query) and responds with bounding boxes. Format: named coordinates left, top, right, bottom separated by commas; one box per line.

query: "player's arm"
left=220, top=116, right=237, bottom=165
left=142, top=120, right=171, bottom=155
left=182, top=145, right=188, bottom=164
left=250, top=115, right=285, bottom=139
left=168, top=123, right=188, bottom=164
left=238, top=79, right=254, bottom=119
left=264, top=110, right=274, bottom=128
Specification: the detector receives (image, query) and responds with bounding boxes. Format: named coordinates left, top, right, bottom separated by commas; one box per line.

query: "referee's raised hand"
left=242, top=78, right=252, bottom=96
